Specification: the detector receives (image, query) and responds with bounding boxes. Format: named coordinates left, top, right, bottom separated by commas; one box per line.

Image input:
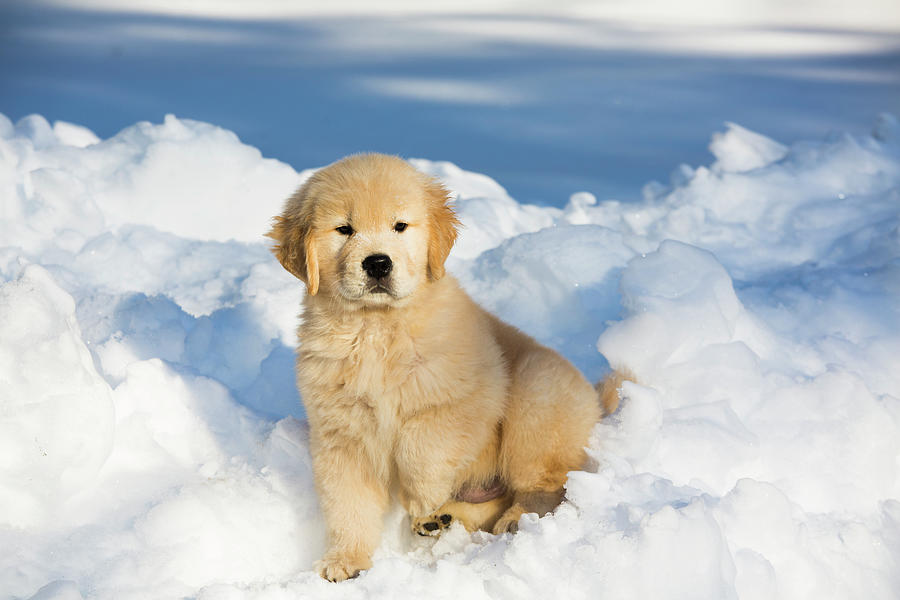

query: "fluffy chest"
left=299, top=313, right=433, bottom=415
left=342, top=323, right=419, bottom=403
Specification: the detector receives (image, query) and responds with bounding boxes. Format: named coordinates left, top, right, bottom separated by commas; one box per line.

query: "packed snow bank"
left=0, top=265, right=114, bottom=529
left=1, top=112, right=899, bottom=599
left=0, top=113, right=300, bottom=252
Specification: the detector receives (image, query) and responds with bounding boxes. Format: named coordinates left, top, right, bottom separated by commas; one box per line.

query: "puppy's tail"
left=595, top=369, right=634, bottom=417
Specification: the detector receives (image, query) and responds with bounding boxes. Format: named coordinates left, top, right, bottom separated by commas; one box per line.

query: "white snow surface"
left=2, top=111, right=900, bottom=599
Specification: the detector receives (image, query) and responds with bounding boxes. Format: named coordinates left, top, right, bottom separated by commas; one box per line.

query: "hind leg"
left=493, top=490, right=564, bottom=534
left=495, top=347, right=600, bottom=533
left=413, top=495, right=512, bottom=536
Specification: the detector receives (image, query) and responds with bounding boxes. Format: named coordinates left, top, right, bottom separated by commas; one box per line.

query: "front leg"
left=310, top=436, right=389, bottom=582
left=394, top=402, right=491, bottom=528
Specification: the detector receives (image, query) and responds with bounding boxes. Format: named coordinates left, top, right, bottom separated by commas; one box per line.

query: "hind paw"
left=412, top=512, right=453, bottom=537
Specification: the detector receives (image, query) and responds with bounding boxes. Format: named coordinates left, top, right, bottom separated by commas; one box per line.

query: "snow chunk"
left=709, top=122, right=788, bottom=172
left=562, top=191, right=598, bottom=225
left=52, top=121, right=101, bottom=148
left=14, top=114, right=59, bottom=150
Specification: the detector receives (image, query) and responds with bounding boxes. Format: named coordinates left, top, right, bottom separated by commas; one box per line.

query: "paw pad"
left=414, top=512, right=455, bottom=537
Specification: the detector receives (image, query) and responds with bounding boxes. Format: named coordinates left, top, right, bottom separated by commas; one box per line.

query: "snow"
left=709, top=123, right=788, bottom=173
left=2, top=111, right=900, bottom=599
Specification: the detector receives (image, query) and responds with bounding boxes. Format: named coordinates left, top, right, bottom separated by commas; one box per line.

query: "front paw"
left=412, top=512, right=454, bottom=537
left=314, top=550, right=371, bottom=582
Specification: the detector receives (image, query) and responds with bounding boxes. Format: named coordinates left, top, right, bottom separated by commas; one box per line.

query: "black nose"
left=362, top=254, right=392, bottom=279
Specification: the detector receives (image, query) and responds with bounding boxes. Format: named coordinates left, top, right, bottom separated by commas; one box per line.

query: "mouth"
left=366, top=283, right=392, bottom=295
left=338, top=276, right=411, bottom=305
left=338, top=280, right=398, bottom=303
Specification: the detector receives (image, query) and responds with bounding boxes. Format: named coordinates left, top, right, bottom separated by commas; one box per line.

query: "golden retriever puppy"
left=267, top=154, right=619, bottom=582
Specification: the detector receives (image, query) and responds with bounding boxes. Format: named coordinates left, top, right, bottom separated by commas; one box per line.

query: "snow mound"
left=1, top=112, right=899, bottom=599
left=1, top=113, right=301, bottom=253
left=0, top=265, right=114, bottom=529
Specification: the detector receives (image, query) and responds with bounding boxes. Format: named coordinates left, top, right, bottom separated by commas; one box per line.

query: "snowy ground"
left=2, top=110, right=899, bottom=599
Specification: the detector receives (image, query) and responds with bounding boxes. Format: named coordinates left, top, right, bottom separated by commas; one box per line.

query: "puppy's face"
left=269, top=154, right=458, bottom=309
left=315, top=174, right=429, bottom=307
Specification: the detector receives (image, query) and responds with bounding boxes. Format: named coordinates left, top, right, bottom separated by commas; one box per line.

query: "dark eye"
left=336, top=225, right=354, bottom=236
left=394, top=222, right=408, bottom=232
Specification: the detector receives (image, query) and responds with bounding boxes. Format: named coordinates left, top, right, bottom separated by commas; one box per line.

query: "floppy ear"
left=266, top=203, right=320, bottom=295
left=425, top=179, right=460, bottom=281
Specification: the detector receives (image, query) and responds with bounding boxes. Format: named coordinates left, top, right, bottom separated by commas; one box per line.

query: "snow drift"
left=1, top=111, right=899, bottom=599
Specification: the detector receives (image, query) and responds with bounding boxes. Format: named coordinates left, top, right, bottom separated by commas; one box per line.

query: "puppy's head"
left=267, top=154, right=459, bottom=308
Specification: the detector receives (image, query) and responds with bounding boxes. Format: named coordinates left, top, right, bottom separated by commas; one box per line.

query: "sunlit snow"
left=1, top=111, right=899, bottom=599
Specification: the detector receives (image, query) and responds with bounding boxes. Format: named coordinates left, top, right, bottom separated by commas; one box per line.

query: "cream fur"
left=268, top=154, right=611, bottom=582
